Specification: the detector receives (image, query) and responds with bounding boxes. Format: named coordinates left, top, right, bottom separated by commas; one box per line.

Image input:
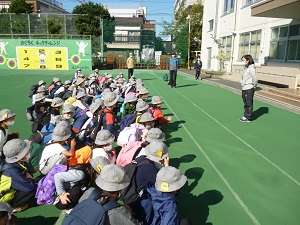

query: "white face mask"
left=42, top=85, right=46, bottom=88
left=103, top=145, right=113, bottom=152
left=145, top=124, right=152, bottom=130
left=91, top=85, right=95, bottom=88
left=172, top=55, right=175, bottom=58
left=130, top=55, right=133, bottom=58
left=6, top=121, right=15, bottom=126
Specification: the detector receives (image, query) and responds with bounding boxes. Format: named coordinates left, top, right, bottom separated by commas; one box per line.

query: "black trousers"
left=169, top=70, right=177, bottom=87
left=242, top=88, right=255, bottom=120
left=128, top=68, right=134, bottom=80
left=10, top=189, right=36, bottom=208
left=195, top=70, right=201, bottom=80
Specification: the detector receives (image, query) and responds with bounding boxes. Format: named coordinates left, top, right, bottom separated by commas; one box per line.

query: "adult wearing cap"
left=103, top=92, right=119, bottom=136
left=0, top=109, right=18, bottom=157
left=126, top=53, right=135, bottom=81
left=95, top=164, right=142, bottom=225
left=168, top=52, right=179, bottom=88
left=0, top=202, right=17, bottom=224
left=147, top=166, right=189, bottom=225
left=1, top=139, right=36, bottom=213
left=39, top=125, right=76, bottom=175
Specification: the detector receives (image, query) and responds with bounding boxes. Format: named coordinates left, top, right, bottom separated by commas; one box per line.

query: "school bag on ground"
left=116, top=141, right=142, bottom=167
left=120, top=114, right=137, bottom=131
left=62, top=196, right=120, bottom=225
left=120, top=159, right=151, bottom=204
left=0, top=162, right=16, bottom=202
left=163, top=74, right=168, bottom=81
left=35, top=164, right=67, bottom=205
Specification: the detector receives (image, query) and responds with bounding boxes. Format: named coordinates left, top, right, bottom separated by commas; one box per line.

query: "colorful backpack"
left=116, top=141, right=143, bottom=167
left=35, top=164, right=67, bottom=205
left=68, top=146, right=92, bottom=166
left=0, top=162, right=16, bottom=202
left=117, top=124, right=144, bottom=146
left=72, top=108, right=89, bottom=133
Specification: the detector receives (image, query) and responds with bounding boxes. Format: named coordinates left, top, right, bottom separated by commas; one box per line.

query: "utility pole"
left=100, top=17, right=104, bottom=62
left=187, top=15, right=191, bottom=70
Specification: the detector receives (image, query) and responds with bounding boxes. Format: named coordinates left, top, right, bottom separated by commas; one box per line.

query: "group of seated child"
left=0, top=69, right=191, bottom=225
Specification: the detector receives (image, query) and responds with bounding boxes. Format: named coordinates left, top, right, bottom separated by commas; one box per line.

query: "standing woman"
left=126, top=53, right=135, bottom=81
left=194, top=56, right=202, bottom=80
left=240, top=55, right=257, bottom=122
left=168, top=52, right=179, bottom=88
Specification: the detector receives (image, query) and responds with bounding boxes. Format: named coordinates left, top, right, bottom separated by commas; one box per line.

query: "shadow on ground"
left=178, top=167, right=224, bottom=225
left=17, top=216, right=58, bottom=224
left=252, top=106, right=269, bottom=121
left=175, top=84, right=198, bottom=88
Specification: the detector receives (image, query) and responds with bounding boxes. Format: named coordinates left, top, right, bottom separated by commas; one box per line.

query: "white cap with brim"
left=95, top=129, right=115, bottom=145
left=0, top=202, right=12, bottom=213
left=90, top=156, right=110, bottom=174
left=104, top=92, right=119, bottom=107
left=139, top=112, right=154, bottom=123
left=3, top=139, right=30, bottom=163
left=145, top=141, right=168, bottom=162
left=146, top=128, right=165, bottom=142
left=136, top=101, right=149, bottom=112
left=0, top=109, right=16, bottom=122
left=51, top=125, right=72, bottom=141
left=95, top=164, right=130, bottom=192
left=155, top=166, right=187, bottom=192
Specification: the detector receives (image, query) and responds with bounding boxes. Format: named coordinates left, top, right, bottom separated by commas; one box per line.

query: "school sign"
left=0, top=39, right=92, bottom=70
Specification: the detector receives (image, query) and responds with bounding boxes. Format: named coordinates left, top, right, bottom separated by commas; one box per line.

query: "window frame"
left=208, top=19, right=214, bottom=32
left=238, top=30, right=261, bottom=61
left=223, top=0, right=235, bottom=15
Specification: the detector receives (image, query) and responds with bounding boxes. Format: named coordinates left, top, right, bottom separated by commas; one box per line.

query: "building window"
left=208, top=20, right=214, bottom=31
left=270, top=24, right=300, bottom=61
left=219, top=36, right=232, bottom=60
left=239, top=30, right=261, bottom=60
left=224, top=0, right=235, bottom=15
left=242, top=0, right=263, bottom=7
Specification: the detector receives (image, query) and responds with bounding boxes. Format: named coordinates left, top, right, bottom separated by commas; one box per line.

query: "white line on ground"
left=146, top=72, right=261, bottom=225
left=54, top=210, right=66, bottom=225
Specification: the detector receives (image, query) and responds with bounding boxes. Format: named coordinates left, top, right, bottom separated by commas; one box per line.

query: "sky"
left=61, top=0, right=175, bottom=38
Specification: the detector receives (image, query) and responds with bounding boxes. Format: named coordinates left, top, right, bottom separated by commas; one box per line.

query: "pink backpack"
left=116, top=141, right=143, bottom=167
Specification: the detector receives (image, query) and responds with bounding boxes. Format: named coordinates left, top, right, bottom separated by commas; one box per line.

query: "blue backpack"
left=35, top=164, right=67, bottom=205
left=72, top=108, right=89, bottom=133
left=120, top=114, right=137, bottom=131
left=62, top=198, right=120, bottom=225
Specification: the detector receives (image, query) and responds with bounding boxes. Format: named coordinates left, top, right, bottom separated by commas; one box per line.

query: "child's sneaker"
left=12, top=203, right=28, bottom=213
left=239, top=117, right=250, bottom=122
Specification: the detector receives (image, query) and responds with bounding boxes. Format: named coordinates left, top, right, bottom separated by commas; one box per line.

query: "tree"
left=72, top=2, right=115, bottom=53
left=155, top=37, right=167, bottom=55
left=8, top=0, right=33, bottom=14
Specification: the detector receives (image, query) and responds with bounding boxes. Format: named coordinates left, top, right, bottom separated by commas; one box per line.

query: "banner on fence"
left=0, top=39, right=92, bottom=70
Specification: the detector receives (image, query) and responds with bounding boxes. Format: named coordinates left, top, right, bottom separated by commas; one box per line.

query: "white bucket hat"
left=155, top=166, right=187, bottom=192
left=35, top=93, right=46, bottom=102
left=38, top=80, right=46, bottom=86
left=62, top=104, right=75, bottom=114
left=139, top=87, right=149, bottom=95
left=104, top=92, right=119, bottom=107
left=51, top=97, right=64, bottom=107
left=37, top=86, right=46, bottom=93
left=3, top=139, right=30, bottom=163
left=145, top=128, right=165, bottom=142
left=76, top=78, right=85, bottom=86
left=95, top=164, right=130, bottom=192
left=151, top=96, right=162, bottom=105
left=136, top=101, right=149, bottom=112
left=0, top=202, right=12, bottom=213
left=145, top=141, right=168, bottom=162
left=76, top=92, right=87, bottom=100
left=52, top=125, right=72, bottom=141
left=90, top=102, right=102, bottom=114
left=0, top=109, right=16, bottom=122
left=125, top=92, right=137, bottom=103
left=89, top=156, right=110, bottom=174
left=95, top=129, right=115, bottom=145
left=139, top=112, right=154, bottom=123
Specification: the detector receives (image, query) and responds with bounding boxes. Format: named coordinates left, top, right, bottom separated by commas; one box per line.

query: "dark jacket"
left=1, top=161, right=36, bottom=192
left=135, top=157, right=157, bottom=193
left=194, top=60, right=202, bottom=71
left=147, top=185, right=179, bottom=225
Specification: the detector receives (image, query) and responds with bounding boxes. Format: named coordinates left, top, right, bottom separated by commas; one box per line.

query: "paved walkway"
left=179, top=69, right=300, bottom=114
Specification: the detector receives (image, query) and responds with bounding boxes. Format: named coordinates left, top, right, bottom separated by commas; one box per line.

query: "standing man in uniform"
left=126, top=52, right=135, bottom=81
left=168, top=52, right=179, bottom=88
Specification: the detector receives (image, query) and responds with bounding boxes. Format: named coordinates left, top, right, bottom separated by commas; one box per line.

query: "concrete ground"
left=179, top=69, right=300, bottom=115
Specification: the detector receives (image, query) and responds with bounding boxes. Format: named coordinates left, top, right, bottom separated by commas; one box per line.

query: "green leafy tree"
left=154, top=37, right=167, bottom=55
left=72, top=2, right=115, bottom=53
left=8, top=0, right=33, bottom=14
left=47, top=15, right=64, bottom=34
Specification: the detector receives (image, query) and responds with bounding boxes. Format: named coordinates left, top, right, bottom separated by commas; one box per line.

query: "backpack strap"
left=0, top=127, right=6, bottom=136
left=102, top=200, right=120, bottom=212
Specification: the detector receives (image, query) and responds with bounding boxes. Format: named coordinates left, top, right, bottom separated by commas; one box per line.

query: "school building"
left=201, top=0, right=300, bottom=88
